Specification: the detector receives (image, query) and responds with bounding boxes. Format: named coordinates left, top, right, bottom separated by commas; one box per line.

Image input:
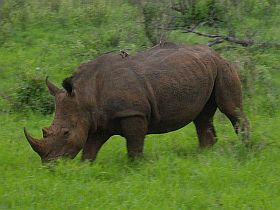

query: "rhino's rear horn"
left=42, top=127, right=51, bottom=137
left=46, top=77, right=62, bottom=96
left=24, top=127, right=46, bottom=157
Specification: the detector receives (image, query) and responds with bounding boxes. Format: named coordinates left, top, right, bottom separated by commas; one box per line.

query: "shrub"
left=11, top=73, right=54, bottom=115
left=170, top=0, right=225, bottom=28
left=142, top=3, right=164, bottom=45
left=234, top=51, right=279, bottom=116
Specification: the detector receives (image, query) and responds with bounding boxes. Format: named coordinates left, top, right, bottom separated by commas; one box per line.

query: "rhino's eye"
left=62, top=128, right=70, bottom=136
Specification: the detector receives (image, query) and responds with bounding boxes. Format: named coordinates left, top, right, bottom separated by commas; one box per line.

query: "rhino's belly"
left=147, top=119, right=193, bottom=134
left=147, top=98, right=206, bottom=134
left=146, top=72, right=215, bottom=134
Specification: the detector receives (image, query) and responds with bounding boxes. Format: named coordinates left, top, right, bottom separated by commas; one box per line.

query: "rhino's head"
left=24, top=77, right=90, bottom=162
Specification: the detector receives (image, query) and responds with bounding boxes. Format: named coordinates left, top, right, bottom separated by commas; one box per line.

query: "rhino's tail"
left=214, top=59, right=250, bottom=143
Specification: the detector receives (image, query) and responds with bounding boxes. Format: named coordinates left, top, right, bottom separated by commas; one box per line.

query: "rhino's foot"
left=195, top=122, right=217, bottom=148
left=81, top=132, right=110, bottom=162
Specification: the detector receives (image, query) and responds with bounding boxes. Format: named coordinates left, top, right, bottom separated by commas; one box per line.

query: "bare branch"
left=183, top=27, right=255, bottom=47
left=183, top=28, right=225, bottom=38
left=207, top=38, right=224, bottom=47
left=225, top=36, right=254, bottom=47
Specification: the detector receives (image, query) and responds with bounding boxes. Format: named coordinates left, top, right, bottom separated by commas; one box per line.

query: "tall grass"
left=0, top=112, right=280, bottom=209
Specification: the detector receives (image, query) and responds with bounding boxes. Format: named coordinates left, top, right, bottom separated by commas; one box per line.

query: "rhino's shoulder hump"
left=71, top=53, right=123, bottom=78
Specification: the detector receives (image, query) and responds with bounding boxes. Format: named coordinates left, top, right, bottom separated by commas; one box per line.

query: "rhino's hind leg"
left=120, top=116, right=148, bottom=159
left=194, top=94, right=217, bottom=147
left=81, top=132, right=110, bottom=161
left=215, top=62, right=250, bottom=142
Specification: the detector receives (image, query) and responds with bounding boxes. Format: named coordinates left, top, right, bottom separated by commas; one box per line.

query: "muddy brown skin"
left=24, top=42, right=249, bottom=162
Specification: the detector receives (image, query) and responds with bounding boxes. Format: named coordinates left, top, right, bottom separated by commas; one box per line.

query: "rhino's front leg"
left=81, top=132, right=110, bottom=161
left=120, top=116, right=148, bottom=159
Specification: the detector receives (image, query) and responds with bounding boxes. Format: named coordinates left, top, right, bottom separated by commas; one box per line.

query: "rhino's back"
left=72, top=44, right=220, bottom=133
left=99, top=44, right=220, bottom=133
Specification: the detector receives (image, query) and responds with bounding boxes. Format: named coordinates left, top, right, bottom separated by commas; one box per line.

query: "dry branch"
left=183, top=28, right=255, bottom=47
left=207, top=38, right=224, bottom=47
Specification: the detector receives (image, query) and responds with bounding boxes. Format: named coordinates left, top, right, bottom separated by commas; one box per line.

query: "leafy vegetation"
left=0, top=0, right=280, bottom=209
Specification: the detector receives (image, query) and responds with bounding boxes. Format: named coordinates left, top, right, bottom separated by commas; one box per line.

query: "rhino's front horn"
left=24, top=127, right=46, bottom=157
left=46, top=76, right=62, bottom=96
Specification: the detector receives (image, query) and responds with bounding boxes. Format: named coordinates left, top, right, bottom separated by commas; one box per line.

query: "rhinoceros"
left=24, top=42, right=249, bottom=162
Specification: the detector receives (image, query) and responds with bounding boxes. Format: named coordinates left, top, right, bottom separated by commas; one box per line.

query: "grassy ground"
left=1, top=1, right=280, bottom=209
left=0, top=112, right=280, bottom=209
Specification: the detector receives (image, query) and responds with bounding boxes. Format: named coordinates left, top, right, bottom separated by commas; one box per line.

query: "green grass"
left=0, top=112, right=280, bottom=209
left=1, top=0, right=280, bottom=209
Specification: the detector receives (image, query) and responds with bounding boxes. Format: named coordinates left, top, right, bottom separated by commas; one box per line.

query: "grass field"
left=1, top=1, right=280, bottom=209
left=1, top=112, right=280, bottom=209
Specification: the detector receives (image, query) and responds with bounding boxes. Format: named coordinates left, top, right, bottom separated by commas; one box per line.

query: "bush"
left=141, top=0, right=225, bottom=45
left=11, top=73, right=54, bottom=115
left=170, top=0, right=225, bottom=28
left=229, top=50, right=280, bottom=116
left=142, top=3, right=165, bottom=45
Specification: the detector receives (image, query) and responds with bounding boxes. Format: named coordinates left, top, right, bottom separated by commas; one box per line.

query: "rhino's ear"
left=46, top=77, right=62, bottom=96
left=62, top=77, right=73, bottom=95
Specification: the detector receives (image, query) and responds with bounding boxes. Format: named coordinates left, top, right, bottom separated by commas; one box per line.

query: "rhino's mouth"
left=42, top=153, right=75, bottom=162
left=45, top=148, right=80, bottom=161
left=24, top=127, right=81, bottom=161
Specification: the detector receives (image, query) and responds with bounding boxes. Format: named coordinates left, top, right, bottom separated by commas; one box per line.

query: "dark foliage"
left=12, top=76, right=54, bottom=115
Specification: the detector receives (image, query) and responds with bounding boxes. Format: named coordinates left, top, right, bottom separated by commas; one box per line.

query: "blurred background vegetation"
left=0, top=0, right=279, bottom=116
